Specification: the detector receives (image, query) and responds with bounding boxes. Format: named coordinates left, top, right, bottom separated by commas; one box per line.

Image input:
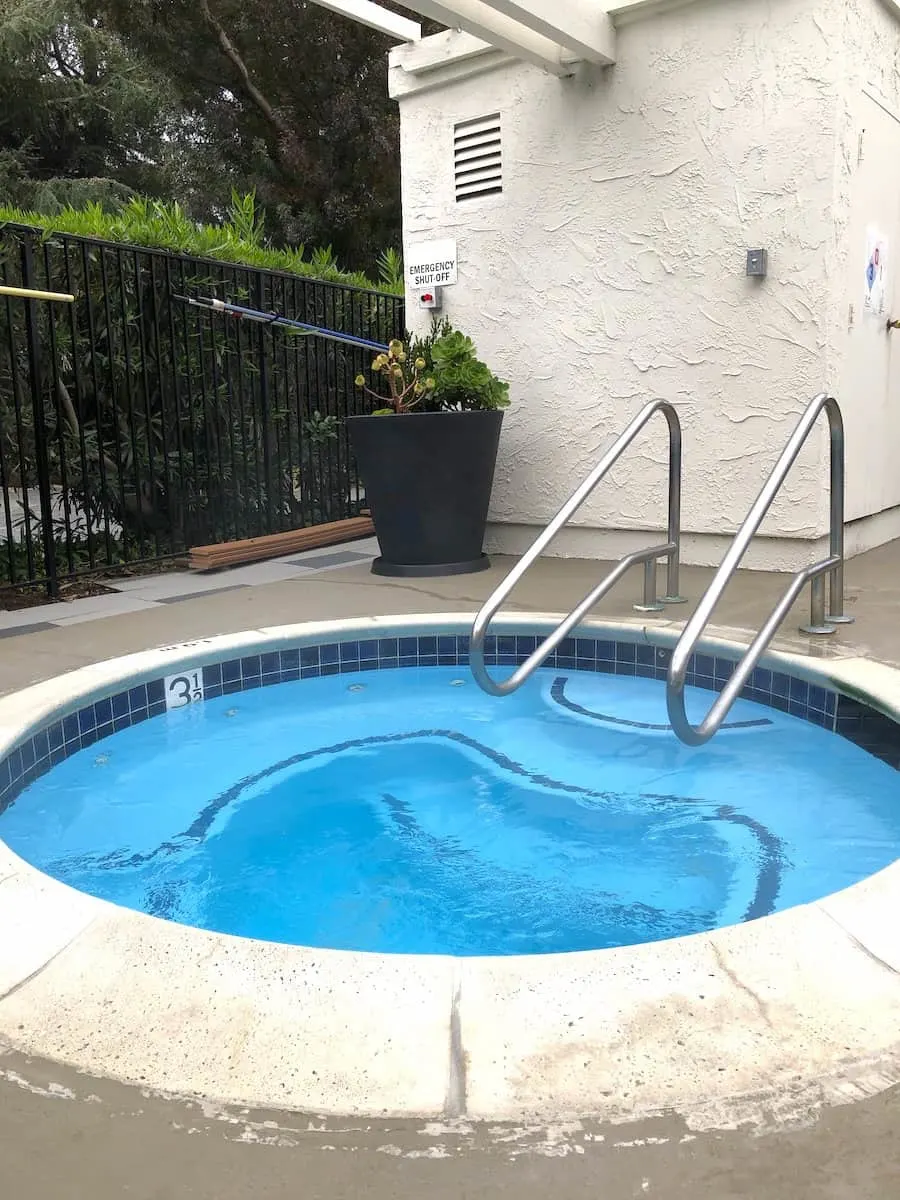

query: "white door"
left=839, top=90, right=900, bottom=522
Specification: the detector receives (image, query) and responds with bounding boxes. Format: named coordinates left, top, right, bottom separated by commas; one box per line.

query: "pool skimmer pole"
left=170, top=293, right=391, bottom=353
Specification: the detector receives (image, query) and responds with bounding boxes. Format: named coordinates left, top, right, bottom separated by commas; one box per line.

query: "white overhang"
left=303, top=0, right=900, bottom=84
left=307, top=0, right=423, bottom=41
left=303, top=0, right=626, bottom=75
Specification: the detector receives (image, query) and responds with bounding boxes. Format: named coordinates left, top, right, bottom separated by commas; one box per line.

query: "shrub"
left=0, top=191, right=404, bottom=294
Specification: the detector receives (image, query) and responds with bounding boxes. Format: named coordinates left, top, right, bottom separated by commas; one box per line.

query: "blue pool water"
left=2, top=666, right=900, bottom=955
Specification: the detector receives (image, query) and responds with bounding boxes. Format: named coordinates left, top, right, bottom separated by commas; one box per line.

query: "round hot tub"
left=2, top=615, right=900, bottom=1126
left=2, top=626, right=899, bottom=957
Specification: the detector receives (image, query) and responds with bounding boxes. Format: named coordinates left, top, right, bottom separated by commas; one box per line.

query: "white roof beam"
left=391, top=29, right=497, bottom=74
left=478, top=0, right=615, bottom=63
left=396, top=0, right=580, bottom=75
left=306, top=0, right=421, bottom=41
left=389, top=31, right=510, bottom=97
left=605, top=0, right=699, bottom=21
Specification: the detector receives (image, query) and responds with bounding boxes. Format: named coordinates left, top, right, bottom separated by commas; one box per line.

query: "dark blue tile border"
left=835, top=697, right=900, bottom=769
left=0, top=633, right=894, bottom=819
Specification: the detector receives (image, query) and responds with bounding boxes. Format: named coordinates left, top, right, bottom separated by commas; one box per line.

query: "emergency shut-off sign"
left=405, top=239, right=458, bottom=289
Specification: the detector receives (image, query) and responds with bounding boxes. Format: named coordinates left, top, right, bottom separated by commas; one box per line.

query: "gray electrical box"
left=746, top=249, right=768, bottom=278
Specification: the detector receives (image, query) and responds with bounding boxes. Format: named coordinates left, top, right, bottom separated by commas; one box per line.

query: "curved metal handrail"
left=666, top=392, right=851, bottom=747
left=470, top=399, right=683, bottom=697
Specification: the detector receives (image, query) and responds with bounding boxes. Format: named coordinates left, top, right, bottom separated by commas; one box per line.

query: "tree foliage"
left=0, top=0, right=177, bottom=209
left=0, top=0, right=407, bottom=271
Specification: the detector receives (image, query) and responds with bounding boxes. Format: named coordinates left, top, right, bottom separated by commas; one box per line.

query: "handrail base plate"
left=799, top=620, right=837, bottom=635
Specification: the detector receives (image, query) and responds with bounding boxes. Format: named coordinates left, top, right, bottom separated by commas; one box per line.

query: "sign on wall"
left=864, top=226, right=889, bottom=316
left=405, top=239, right=458, bottom=289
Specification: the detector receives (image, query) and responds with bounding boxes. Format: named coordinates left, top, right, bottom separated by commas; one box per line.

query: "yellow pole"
left=0, top=283, right=75, bottom=303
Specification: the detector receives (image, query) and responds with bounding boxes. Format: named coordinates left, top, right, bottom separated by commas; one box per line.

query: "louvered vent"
left=454, top=114, right=502, bottom=202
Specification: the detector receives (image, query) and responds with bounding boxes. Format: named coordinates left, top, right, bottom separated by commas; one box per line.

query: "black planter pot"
left=347, top=409, right=503, bottom=577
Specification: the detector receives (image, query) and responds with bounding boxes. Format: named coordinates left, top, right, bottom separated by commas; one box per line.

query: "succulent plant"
left=355, top=319, right=509, bottom=415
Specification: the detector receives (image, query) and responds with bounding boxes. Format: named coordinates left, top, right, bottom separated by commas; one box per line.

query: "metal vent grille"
left=454, top=114, right=502, bottom=202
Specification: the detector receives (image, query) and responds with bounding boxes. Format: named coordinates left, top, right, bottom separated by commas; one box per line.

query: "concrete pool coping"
left=2, top=612, right=900, bottom=1129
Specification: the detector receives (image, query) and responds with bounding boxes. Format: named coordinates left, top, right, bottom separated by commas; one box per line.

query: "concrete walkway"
left=2, top=538, right=900, bottom=1198
left=0, top=539, right=379, bottom=638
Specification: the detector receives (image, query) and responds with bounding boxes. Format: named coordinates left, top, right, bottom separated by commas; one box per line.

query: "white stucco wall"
left=391, top=0, right=900, bottom=569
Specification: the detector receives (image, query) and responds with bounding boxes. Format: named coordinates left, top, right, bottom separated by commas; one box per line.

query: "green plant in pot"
left=348, top=320, right=509, bottom=576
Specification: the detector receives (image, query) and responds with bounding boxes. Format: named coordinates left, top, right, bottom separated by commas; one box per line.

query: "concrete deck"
left=2, top=538, right=900, bottom=1197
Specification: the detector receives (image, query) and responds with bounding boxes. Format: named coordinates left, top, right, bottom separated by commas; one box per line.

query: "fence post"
left=21, top=234, right=59, bottom=599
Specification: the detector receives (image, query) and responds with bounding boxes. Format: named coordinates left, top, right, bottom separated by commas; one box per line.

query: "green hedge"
left=0, top=191, right=404, bottom=295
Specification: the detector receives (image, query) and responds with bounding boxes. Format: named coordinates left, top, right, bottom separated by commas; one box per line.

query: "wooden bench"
left=188, top=515, right=374, bottom=571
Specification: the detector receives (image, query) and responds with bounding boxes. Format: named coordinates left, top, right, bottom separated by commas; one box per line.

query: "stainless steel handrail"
left=666, top=392, right=852, bottom=747
left=470, top=399, right=683, bottom=697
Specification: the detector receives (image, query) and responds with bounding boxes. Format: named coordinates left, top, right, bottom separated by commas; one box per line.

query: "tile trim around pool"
left=0, top=626, right=896, bottom=816
left=3, top=615, right=900, bottom=1126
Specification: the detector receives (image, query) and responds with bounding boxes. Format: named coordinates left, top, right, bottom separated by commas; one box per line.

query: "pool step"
left=188, top=515, right=374, bottom=572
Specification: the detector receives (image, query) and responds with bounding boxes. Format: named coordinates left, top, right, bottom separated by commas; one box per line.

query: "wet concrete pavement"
left=4, top=1046, right=900, bottom=1199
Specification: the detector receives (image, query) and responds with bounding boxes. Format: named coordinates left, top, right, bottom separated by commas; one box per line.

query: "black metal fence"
left=0, top=223, right=404, bottom=595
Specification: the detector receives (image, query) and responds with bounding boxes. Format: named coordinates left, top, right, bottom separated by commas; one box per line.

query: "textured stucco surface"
left=392, top=0, right=900, bottom=568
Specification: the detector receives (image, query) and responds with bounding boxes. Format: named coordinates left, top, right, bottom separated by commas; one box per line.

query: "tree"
left=95, top=0, right=405, bottom=268
left=0, top=0, right=177, bottom=210
left=0, top=0, right=410, bottom=271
